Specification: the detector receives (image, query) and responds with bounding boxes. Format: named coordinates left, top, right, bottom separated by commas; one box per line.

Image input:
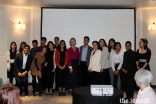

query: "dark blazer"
left=122, top=49, right=137, bottom=73
left=79, top=45, right=93, bottom=67
left=14, top=53, right=32, bottom=77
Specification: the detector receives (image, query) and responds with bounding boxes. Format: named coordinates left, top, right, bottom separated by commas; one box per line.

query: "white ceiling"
left=0, top=0, right=156, bottom=8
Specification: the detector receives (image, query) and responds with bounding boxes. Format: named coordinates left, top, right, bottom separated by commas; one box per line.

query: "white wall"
left=0, top=6, right=40, bottom=83
left=0, top=7, right=7, bottom=83
left=7, top=7, right=31, bottom=49
left=30, top=9, right=41, bottom=46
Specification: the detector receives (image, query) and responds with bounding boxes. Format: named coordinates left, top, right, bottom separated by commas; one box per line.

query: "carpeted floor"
left=21, top=90, right=72, bottom=104
left=21, top=86, right=156, bottom=104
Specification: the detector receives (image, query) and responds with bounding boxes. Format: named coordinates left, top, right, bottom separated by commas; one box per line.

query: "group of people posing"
left=6, top=36, right=151, bottom=100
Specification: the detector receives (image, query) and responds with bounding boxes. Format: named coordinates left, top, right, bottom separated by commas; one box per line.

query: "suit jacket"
left=79, top=45, right=93, bottom=67
left=88, top=50, right=102, bottom=72
left=122, top=49, right=137, bottom=73
left=100, top=47, right=109, bottom=69
left=14, top=53, right=32, bottom=77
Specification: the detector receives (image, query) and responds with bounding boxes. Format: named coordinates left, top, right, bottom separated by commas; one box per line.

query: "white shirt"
left=135, top=86, right=156, bottom=104
left=109, top=49, right=114, bottom=67
left=111, top=50, right=123, bottom=71
left=22, top=53, right=28, bottom=69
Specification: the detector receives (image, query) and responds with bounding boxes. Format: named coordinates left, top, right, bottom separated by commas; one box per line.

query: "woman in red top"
left=55, top=40, right=69, bottom=96
left=68, top=38, right=79, bottom=92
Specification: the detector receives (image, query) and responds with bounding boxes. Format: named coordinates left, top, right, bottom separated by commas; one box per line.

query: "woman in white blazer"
left=6, top=42, right=18, bottom=84
left=99, top=39, right=110, bottom=85
left=88, top=41, right=102, bottom=85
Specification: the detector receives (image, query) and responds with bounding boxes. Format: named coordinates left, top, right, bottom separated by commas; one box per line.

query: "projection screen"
left=41, top=8, right=136, bottom=50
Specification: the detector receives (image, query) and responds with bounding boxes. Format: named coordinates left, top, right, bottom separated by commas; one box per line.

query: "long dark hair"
left=57, top=40, right=67, bottom=51
left=92, top=41, right=102, bottom=51
left=10, top=41, right=17, bottom=53
left=0, top=83, right=22, bottom=104
left=108, top=38, right=116, bottom=53
left=140, top=38, right=148, bottom=50
left=46, top=41, right=55, bottom=61
left=114, top=42, right=122, bottom=50
left=46, top=41, right=55, bottom=53
left=99, top=39, right=108, bottom=48
left=19, top=42, right=27, bottom=53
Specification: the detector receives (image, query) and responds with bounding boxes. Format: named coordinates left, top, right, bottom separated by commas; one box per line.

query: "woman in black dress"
left=136, top=38, right=151, bottom=71
left=45, top=41, right=56, bottom=95
left=18, top=41, right=27, bottom=53
left=6, top=42, right=17, bottom=84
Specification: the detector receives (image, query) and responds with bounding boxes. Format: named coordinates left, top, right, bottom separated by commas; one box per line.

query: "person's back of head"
left=0, top=83, right=22, bottom=104
left=135, top=69, right=153, bottom=86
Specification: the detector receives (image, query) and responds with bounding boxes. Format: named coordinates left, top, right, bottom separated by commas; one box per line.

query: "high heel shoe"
left=69, top=89, right=72, bottom=93
left=62, top=92, right=65, bottom=96
left=39, top=93, right=42, bottom=97
left=50, top=91, right=53, bottom=95
left=33, top=92, right=36, bottom=96
left=59, top=92, right=62, bottom=96
left=45, top=93, right=49, bottom=95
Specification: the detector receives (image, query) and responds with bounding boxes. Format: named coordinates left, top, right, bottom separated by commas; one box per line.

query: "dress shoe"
left=62, top=92, right=65, bottom=96
left=59, top=92, right=62, bottom=96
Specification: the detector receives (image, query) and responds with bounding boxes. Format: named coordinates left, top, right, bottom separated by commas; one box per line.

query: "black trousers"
left=90, top=71, right=100, bottom=85
left=120, top=71, right=135, bottom=99
left=69, top=59, right=79, bottom=89
left=55, top=70, right=59, bottom=90
left=79, top=61, right=90, bottom=87
left=7, top=64, right=14, bottom=83
left=100, top=68, right=110, bottom=85
left=8, top=73, right=14, bottom=84
left=16, top=75, right=28, bottom=95
left=57, top=66, right=68, bottom=88
left=45, top=67, right=55, bottom=89
left=32, top=75, right=42, bottom=94
left=32, top=75, right=37, bottom=92
left=113, top=64, right=121, bottom=89
left=42, top=68, right=46, bottom=90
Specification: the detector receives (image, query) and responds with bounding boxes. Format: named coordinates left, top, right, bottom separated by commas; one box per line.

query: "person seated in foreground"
left=0, top=83, right=22, bottom=104
left=135, top=69, right=156, bottom=104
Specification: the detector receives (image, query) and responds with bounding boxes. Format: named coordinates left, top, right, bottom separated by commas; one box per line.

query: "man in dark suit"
left=14, top=45, right=32, bottom=96
left=54, top=37, right=59, bottom=48
left=121, top=41, right=137, bottom=101
left=79, top=36, right=93, bottom=86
